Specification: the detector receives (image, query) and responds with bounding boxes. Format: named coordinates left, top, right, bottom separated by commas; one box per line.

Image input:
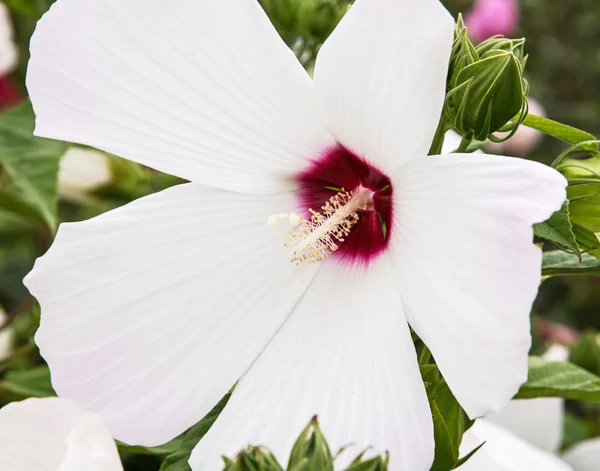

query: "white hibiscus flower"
left=58, top=147, right=113, bottom=202
left=0, top=398, right=123, bottom=471
left=24, top=0, right=566, bottom=469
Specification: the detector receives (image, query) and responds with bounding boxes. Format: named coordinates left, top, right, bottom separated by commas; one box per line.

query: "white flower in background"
left=0, top=397, right=123, bottom=471
left=24, top=0, right=566, bottom=469
left=485, top=344, right=568, bottom=452
left=459, top=345, right=600, bottom=471
left=563, top=438, right=600, bottom=471
left=0, top=1, right=17, bottom=76
left=58, top=147, right=113, bottom=201
left=459, top=419, right=573, bottom=471
left=0, top=307, right=13, bottom=361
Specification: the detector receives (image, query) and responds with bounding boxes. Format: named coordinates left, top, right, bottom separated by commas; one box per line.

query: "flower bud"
left=287, top=416, right=334, bottom=471
left=345, top=451, right=390, bottom=471
left=447, top=15, right=478, bottom=83
left=444, top=42, right=527, bottom=142
left=485, top=97, right=545, bottom=156
left=557, top=154, right=600, bottom=259
left=222, top=446, right=284, bottom=471
left=476, top=36, right=526, bottom=64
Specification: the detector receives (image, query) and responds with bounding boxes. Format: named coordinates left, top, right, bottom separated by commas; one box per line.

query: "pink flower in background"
left=465, top=0, right=519, bottom=43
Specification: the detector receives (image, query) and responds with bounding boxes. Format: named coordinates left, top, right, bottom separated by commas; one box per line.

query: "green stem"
left=456, top=136, right=473, bottom=153
left=428, top=118, right=451, bottom=156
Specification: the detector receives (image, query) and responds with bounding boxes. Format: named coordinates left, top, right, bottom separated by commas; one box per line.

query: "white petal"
left=58, top=147, right=113, bottom=200
left=485, top=345, right=569, bottom=452
left=0, top=397, right=122, bottom=471
left=27, top=0, right=334, bottom=193
left=442, top=130, right=484, bottom=155
left=190, top=259, right=433, bottom=471
left=26, top=184, right=317, bottom=446
left=563, top=438, right=600, bottom=471
left=0, top=2, right=17, bottom=75
left=485, top=398, right=564, bottom=452
left=313, top=0, right=454, bottom=170
left=0, top=308, right=13, bottom=360
left=59, top=414, right=124, bottom=471
left=458, top=419, right=572, bottom=471
left=391, top=154, right=567, bottom=418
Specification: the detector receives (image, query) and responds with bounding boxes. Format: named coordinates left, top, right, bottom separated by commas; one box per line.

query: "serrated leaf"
left=159, top=393, right=230, bottom=471
left=523, top=114, right=598, bottom=149
left=515, top=356, right=600, bottom=401
left=534, top=200, right=580, bottom=254
left=541, top=251, right=600, bottom=276
left=0, top=101, right=68, bottom=231
left=0, top=365, right=55, bottom=397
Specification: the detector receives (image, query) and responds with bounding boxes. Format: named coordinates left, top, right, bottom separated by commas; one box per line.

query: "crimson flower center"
left=292, top=144, right=394, bottom=265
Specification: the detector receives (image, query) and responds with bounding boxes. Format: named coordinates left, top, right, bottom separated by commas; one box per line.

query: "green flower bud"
left=447, top=15, right=478, bottom=84
left=222, top=446, right=284, bottom=471
left=557, top=153, right=600, bottom=259
left=444, top=48, right=528, bottom=141
left=476, top=37, right=527, bottom=64
left=344, top=451, right=390, bottom=471
left=287, top=416, right=334, bottom=471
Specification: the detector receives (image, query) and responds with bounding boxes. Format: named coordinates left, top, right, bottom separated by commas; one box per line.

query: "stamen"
left=283, top=187, right=373, bottom=265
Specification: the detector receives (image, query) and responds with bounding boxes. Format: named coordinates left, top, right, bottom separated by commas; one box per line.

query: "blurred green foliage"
left=0, top=1, right=599, bottom=470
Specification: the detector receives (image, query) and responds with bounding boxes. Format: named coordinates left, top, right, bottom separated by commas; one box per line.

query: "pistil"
left=285, top=186, right=373, bottom=265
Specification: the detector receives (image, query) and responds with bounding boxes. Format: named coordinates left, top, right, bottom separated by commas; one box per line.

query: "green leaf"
left=541, top=251, right=600, bottom=276
left=117, top=439, right=183, bottom=457
left=0, top=101, right=68, bottom=231
left=566, top=182, right=600, bottom=260
left=523, top=114, right=597, bottom=148
left=534, top=200, right=580, bottom=254
left=420, top=365, right=472, bottom=471
left=515, top=356, right=600, bottom=401
left=452, top=442, right=485, bottom=469
left=569, top=331, right=600, bottom=378
left=160, top=393, right=230, bottom=471
left=0, top=365, right=55, bottom=397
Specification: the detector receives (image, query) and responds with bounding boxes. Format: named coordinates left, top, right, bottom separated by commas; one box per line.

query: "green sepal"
left=287, top=416, right=333, bottom=471
left=222, top=446, right=284, bottom=471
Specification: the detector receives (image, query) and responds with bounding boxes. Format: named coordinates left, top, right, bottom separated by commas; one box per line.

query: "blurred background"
left=0, top=0, right=598, bottom=469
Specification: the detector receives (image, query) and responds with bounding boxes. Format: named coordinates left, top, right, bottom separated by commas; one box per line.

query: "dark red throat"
left=296, top=144, right=394, bottom=265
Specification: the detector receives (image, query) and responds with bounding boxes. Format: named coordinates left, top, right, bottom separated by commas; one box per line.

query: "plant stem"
left=456, top=136, right=473, bottom=153
left=428, top=118, right=450, bottom=155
